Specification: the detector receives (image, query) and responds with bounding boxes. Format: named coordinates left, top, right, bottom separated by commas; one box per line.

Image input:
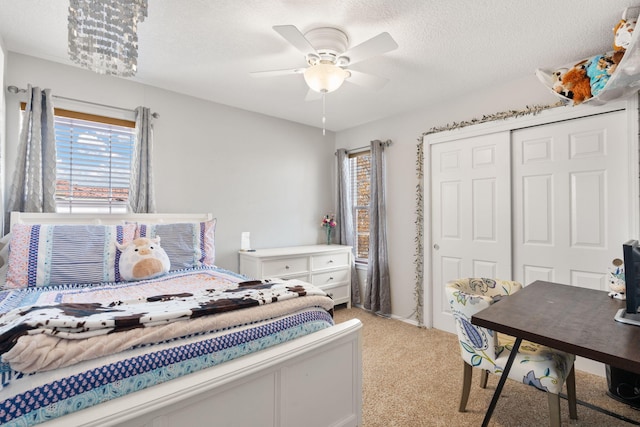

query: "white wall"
left=336, top=74, right=561, bottom=322
left=0, top=36, right=6, bottom=232
left=5, top=53, right=336, bottom=271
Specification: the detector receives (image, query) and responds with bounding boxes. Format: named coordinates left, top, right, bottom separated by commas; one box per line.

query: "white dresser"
left=239, top=245, right=352, bottom=307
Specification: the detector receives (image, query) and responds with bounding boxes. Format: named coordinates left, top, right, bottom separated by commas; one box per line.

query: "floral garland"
left=414, top=102, right=560, bottom=327
left=421, top=102, right=562, bottom=136
left=414, top=142, right=424, bottom=327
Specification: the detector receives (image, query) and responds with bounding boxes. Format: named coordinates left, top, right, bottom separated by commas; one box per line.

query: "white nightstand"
left=239, top=245, right=352, bottom=307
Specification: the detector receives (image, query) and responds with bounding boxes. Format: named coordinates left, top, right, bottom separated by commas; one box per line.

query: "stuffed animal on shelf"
left=551, top=68, right=568, bottom=92
left=612, top=17, right=637, bottom=65
left=116, top=236, right=171, bottom=281
left=586, top=54, right=616, bottom=96
left=554, top=62, right=592, bottom=104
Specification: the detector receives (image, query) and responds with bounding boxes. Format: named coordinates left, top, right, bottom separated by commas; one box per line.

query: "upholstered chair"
left=446, top=278, right=577, bottom=426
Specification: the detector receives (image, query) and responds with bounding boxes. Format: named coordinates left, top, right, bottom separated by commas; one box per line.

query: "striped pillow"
left=136, top=219, right=216, bottom=270
left=5, top=223, right=136, bottom=288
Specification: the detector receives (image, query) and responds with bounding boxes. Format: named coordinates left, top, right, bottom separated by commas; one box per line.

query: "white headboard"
left=10, top=212, right=213, bottom=227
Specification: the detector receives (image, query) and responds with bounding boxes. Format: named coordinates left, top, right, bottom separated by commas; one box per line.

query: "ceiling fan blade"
left=339, top=32, right=398, bottom=65
left=273, top=25, right=318, bottom=57
left=250, top=67, right=306, bottom=77
left=346, top=69, right=389, bottom=90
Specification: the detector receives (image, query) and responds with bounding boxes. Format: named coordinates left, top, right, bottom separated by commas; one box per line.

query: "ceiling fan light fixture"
left=303, top=63, right=349, bottom=93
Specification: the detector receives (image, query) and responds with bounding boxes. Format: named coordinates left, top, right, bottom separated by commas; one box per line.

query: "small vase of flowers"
left=321, top=214, right=337, bottom=245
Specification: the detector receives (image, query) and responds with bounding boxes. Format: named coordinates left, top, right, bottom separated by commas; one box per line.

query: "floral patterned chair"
left=446, top=278, right=577, bottom=426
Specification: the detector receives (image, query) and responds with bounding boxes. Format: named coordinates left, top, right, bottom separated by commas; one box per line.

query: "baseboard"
left=391, top=314, right=419, bottom=327
left=576, top=356, right=606, bottom=377
left=350, top=303, right=420, bottom=327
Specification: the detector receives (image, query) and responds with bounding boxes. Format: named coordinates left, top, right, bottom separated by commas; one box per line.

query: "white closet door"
left=512, top=111, right=629, bottom=290
left=431, top=132, right=511, bottom=332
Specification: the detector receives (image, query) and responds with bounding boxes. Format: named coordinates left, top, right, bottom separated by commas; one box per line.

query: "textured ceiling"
left=0, top=0, right=638, bottom=131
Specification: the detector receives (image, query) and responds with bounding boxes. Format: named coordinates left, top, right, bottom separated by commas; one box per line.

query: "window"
left=54, top=109, right=135, bottom=213
left=349, top=151, right=371, bottom=262
left=20, top=104, right=136, bottom=213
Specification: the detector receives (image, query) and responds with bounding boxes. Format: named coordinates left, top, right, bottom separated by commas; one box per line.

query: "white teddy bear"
left=116, top=236, right=170, bottom=281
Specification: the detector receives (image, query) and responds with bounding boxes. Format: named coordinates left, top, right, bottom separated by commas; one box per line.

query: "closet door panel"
left=571, top=170, right=605, bottom=247
left=522, top=174, right=553, bottom=245
left=523, top=265, right=554, bottom=285
left=512, top=111, right=629, bottom=290
left=431, top=132, right=511, bottom=333
left=473, top=178, right=497, bottom=241
left=440, top=181, right=461, bottom=238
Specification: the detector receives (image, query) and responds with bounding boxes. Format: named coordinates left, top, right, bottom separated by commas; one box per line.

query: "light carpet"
left=334, top=306, right=640, bottom=427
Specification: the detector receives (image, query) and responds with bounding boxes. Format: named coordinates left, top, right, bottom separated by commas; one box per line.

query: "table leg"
left=481, top=337, right=522, bottom=427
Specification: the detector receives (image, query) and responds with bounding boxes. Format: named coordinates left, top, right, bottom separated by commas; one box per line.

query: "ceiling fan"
left=251, top=25, right=398, bottom=99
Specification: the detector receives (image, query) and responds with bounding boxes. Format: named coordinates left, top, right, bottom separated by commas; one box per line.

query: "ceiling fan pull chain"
left=322, top=92, right=326, bottom=136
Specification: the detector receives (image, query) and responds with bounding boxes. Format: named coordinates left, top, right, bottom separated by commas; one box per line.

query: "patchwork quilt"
left=0, top=267, right=335, bottom=426
left=0, top=267, right=333, bottom=375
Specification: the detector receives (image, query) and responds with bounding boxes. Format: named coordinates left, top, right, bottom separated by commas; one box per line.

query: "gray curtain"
left=336, top=148, right=361, bottom=305
left=6, top=85, right=57, bottom=219
left=128, top=106, right=156, bottom=213
left=364, top=140, right=391, bottom=316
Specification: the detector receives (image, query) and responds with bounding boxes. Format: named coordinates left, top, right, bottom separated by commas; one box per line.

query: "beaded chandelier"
left=68, top=0, right=148, bottom=77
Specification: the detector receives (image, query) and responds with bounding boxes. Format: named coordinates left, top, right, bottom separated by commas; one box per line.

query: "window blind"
left=54, top=115, right=135, bottom=213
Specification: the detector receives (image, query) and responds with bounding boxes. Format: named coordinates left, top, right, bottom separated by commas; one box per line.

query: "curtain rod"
left=6, top=85, right=159, bottom=118
left=336, top=140, right=393, bottom=155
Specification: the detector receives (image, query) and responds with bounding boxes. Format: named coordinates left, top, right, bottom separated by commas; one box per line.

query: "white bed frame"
left=9, top=212, right=363, bottom=427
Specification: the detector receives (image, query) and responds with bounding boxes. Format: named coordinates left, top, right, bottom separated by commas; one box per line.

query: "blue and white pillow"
left=5, top=223, right=137, bottom=288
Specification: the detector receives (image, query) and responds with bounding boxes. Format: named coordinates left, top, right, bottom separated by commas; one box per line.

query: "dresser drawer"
left=280, top=273, right=310, bottom=282
left=262, top=257, right=308, bottom=277
left=312, top=269, right=349, bottom=287
left=312, top=252, right=350, bottom=270
left=321, top=283, right=350, bottom=304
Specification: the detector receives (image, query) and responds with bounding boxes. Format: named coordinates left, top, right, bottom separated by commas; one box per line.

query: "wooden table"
left=471, top=280, right=640, bottom=425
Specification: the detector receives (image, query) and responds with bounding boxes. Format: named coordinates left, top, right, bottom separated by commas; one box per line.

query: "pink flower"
left=321, top=214, right=337, bottom=229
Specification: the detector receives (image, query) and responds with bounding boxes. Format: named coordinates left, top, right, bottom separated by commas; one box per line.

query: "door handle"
left=433, top=244, right=440, bottom=250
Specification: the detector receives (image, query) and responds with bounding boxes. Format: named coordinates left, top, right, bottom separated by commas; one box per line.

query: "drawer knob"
left=328, top=259, right=334, bottom=263
left=285, top=265, right=290, bottom=269
left=329, top=277, right=334, bottom=281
